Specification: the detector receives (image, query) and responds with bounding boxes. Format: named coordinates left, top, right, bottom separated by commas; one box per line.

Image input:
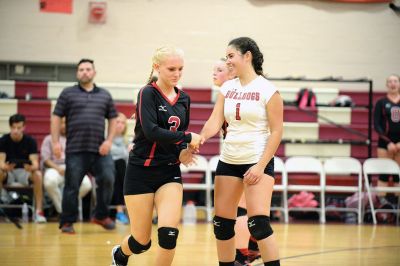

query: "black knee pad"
left=128, top=235, right=151, bottom=254
left=158, top=227, right=179, bottom=250
left=237, top=207, right=247, bottom=217
left=247, top=215, right=273, bottom=241
left=213, top=216, right=236, bottom=240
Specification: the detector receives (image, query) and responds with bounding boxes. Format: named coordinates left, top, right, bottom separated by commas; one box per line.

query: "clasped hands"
left=179, top=132, right=205, bottom=167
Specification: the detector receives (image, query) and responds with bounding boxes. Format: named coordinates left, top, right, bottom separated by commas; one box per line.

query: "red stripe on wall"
left=15, top=81, right=48, bottom=99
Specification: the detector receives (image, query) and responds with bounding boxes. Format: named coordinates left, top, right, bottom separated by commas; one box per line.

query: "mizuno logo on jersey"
left=213, top=221, right=221, bottom=226
left=168, top=231, right=176, bottom=236
left=248, top=220, right=255, bottom=227
left=158, top=105, right=167, bottom=111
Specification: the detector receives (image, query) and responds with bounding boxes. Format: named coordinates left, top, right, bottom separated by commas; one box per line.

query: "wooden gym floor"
left=0, top=222, right=399, bottom=265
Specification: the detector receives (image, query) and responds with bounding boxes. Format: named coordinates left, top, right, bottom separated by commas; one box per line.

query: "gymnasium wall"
left=0, top=0, right=399, bottom=90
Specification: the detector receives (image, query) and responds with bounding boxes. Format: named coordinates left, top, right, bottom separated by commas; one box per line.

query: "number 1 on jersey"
left=235, top=103, right=241, bottom=120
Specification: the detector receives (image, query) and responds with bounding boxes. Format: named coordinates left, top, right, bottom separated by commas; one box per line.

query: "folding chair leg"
left=320, top=191, right=326, bottom=224
left=357, top=193, right=362, bottom=224
left=283, top=191, right=289, bottom=223
left=396, top=196, right=400, bottom=226
left=364, top=175, right=377, bottom=224
left=206, top=189, right=212, bottom=222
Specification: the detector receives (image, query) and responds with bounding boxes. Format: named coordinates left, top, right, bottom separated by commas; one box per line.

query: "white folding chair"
left=272, top=157, right=289, bottom=223
left=285, top=156, right=325, bottom=223
left=324, top=157, right=363, bottom=224
left=362, top=158, right=400, bottom=225
left=180, top=155, right=212, bottom=222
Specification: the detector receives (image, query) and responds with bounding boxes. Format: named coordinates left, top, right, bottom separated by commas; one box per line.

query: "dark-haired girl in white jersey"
left=201, top=37, right=283, bottom=266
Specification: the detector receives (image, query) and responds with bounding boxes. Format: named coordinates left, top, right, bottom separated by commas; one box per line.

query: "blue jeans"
left=60, top=152, right=115, bottom=225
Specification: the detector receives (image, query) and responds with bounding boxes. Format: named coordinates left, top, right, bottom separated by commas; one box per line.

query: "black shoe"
left=91, top=217, right=116, bottom=230
left=248, top=237, right=260, bottom=263
left=247, top=248, right=261, bottom=263
left=235, top=249, right=250, bottom=266
left=111, top=245, right=128, bottom=266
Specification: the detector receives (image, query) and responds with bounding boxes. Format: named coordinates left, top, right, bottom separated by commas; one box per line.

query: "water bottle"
left=22, top=203, right=29, bottom=223
left=183, top=201, right=196, bottom=225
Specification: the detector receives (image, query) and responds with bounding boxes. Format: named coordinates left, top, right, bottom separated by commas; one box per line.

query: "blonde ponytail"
left=146, top=68, right=154, bottom=84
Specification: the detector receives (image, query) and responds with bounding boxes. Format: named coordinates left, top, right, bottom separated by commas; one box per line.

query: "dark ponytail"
left=228, top=37, right=265, bottom=77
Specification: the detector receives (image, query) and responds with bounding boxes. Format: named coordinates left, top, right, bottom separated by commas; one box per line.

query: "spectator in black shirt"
left=111, top=46, right=201, bottom=266
left=374, top=74, right=400, bottom=192
left=0, top=114, right=47, bottom=223
left=51, top=58, right=118, bottom=234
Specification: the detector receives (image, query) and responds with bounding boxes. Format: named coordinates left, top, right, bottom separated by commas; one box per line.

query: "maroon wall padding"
left=275, top=144, right=285, bottom=157
left=283, top=106, right=318, bottom=122
left=15, top=81, right=48, bottom=99
left=188, top=120, right=204, bottom=133
left=351, top=143, right=377, bottom=159
left=32, top=134, right=47, bottom=151
left=350, top=109, right=369, bottom=125
left=182, top=173, right=204, bottom=185
left=287, top=173, right=321, bottom=186
left=198, top=138, right=220, bottom=156
left=325, top=175, right=358, bottom=186
left=339, top=91, right=386, bottom=107
left=190, top=103, right=213, bottom=120
left=115, top=102, right=136, bottom=118
left=273, top=173, right=283, bottom=185
left=18, top=100, right=51, bottom=117
left=17, top=100, right=51, bottom=151
left=183, top=88, right=212, bottom=103
left=24, top=117, right=50, bottom=134
left=319, top=124, right=377, bottom=141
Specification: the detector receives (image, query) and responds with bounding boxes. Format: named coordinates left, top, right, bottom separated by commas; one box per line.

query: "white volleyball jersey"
left=219, top=76, right=278, bottom=164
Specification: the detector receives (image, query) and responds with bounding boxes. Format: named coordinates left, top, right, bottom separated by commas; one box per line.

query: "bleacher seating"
left=0, top=80, right=385, bottom=199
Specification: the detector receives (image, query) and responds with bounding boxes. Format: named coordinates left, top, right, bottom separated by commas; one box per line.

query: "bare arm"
left=51, top=115, right=62, bottom=144
left=107, top=117, right=117, bottom=142
left=28, top=154, right=40, bottom=171
left=200, top=93, right=226, bottom=142
left=244, top=92, right=283, bottom=184
left=99, top=117, right=117, bottom=156
left=51, top=115, right=63, bottom=159
left=0, top=153, right=9, bottom=171
left=258, top=92, right=284, bottom=167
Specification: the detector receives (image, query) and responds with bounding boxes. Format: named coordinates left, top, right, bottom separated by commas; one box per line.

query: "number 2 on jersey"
left=168, top=116, right=181, bottom=132
left=235, top=103, right=241, bottom=120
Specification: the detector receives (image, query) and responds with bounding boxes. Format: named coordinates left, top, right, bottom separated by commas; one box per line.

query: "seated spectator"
left=110, top=112, right=129, bottom=224
left=0, top=114, right=46, bottom=223
left=374, top=74, right=400, bottom=197
left=41, top=117, right=92, bottom=215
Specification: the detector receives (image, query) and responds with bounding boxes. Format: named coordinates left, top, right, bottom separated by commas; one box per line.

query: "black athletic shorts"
left=124, top=163, right=182, bottom=195
left=378, top=138, right=388, bottom=149
left=215, top=158, right=274, bottom=179
left=378, top=136, right=400, bottom=149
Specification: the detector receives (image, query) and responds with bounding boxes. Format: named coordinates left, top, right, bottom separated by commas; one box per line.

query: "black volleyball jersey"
left=374, top=97, right=400, bottom=144
left=130, top=82, right=192, bottom=166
